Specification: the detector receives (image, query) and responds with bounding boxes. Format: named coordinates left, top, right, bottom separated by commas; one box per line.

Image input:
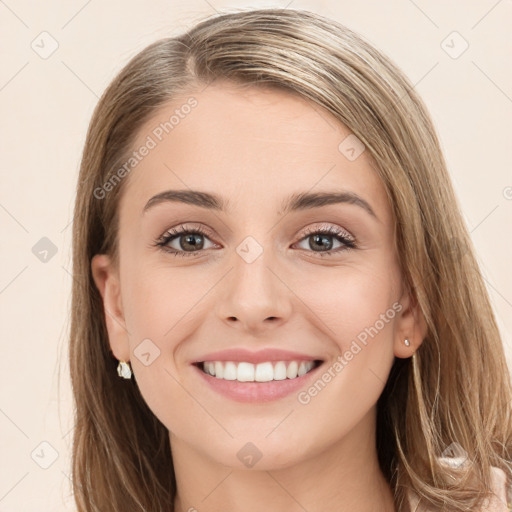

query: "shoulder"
left=406, top=457, right=512, bottom=512
left=486, top=463, right=512, bottom=511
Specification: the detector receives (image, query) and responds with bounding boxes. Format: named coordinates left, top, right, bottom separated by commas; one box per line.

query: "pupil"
left=311, top=234, right=332, bottom=251
left=182, top=234, right=203, bottom=251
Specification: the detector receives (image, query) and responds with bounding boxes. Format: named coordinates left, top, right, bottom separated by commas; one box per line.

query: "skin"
left=92, top=81, right=427, bottom=512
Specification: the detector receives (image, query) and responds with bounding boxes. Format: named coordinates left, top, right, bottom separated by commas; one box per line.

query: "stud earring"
left=117, top=360, right=132, bottom=379
left=404, top=338, right=411, bottom=347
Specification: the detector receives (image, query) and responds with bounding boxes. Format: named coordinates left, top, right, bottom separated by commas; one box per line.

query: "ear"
left=393, top=287, right=428, bottom=358
left=91, top=254, right=131, bottom=362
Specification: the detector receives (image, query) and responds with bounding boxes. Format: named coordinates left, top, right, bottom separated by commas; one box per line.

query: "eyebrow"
left=143, top=189, right=377, bottom=219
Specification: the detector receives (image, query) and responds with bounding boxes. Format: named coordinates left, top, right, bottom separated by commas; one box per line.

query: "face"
left=92, top=81, right=425, bottom=470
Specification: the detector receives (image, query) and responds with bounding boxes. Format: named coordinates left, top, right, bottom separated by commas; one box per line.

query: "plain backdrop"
left=0, top=0, right=511, bottom=510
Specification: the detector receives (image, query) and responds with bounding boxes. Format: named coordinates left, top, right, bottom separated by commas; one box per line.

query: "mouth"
left=193, top=359, right=323, bottom=382
left=191, top=353, right=325, bottom=403
left=190, top=348, right=326, bottom=402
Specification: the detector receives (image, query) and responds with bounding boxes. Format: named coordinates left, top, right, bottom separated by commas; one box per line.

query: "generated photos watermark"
left=297, top=301, right=403, bottom=405
left=93, top=96, right=198, bottom=200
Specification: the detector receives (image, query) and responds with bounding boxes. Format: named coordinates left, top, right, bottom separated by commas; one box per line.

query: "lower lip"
left=192, top=362, right=323, bottom=403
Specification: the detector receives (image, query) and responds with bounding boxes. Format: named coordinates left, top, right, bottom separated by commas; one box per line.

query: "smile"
left=192, top=359, right=324, bottom=403
left=198, top=360, right=320, bottom=382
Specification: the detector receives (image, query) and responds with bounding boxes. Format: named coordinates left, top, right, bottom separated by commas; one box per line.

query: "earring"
left=404, top=338, right=411, bottom=347
left=117, top=360, right=132, bottom=379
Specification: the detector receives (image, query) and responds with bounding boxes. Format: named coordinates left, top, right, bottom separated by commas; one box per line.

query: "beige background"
left=0, top=0, right=511, bottom=510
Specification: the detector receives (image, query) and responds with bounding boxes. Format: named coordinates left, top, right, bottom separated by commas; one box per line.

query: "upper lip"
left=192, top=348, right=324, bottom=365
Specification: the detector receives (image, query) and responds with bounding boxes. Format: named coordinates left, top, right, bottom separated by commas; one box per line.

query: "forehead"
left=118, top=81, right=389, bottom=222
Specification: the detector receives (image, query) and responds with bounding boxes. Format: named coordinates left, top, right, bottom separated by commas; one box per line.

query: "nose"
left=216, top=245, right=293, bottom=335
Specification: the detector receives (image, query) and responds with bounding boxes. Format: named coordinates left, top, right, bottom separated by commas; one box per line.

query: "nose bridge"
left=235, top=241, right=273, bottom=297
left=217, top=234, right=292, bottom=330
left=232, top=234, right=279, bottom=305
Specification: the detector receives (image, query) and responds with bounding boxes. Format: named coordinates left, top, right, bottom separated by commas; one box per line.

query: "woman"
left=69, top=8, right=512, bottom=511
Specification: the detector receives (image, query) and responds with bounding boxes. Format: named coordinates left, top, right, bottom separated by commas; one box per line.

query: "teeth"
left=255, top=362, right=274, bottom=382
left=237, top=362, right=255, bottom=382
left=274, top=361, right=287, bottom=380
left=201, top=360, right=316, bottom=382
left=223, top=361, right=237, bottom=380
left=214, top=361, right=224, bottom=379
left=286, top=361, right=298, bottom=379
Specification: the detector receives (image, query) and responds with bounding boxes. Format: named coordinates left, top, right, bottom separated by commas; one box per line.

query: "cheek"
left=294, top=261, right=400, bottom=350
left=122, top=264, right=203, bottom=341
left=288, top=269, right=400, bottom=453
left=289, top=262, right=400, bottom=414
left=118, top=266, right=215, bottom=429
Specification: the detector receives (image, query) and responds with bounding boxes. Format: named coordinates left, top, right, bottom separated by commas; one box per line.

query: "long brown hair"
left=69, top=8, right=512, bottom=511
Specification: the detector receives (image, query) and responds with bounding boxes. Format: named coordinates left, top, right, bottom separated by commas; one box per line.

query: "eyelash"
left=153, top=223, right=357, bottom=258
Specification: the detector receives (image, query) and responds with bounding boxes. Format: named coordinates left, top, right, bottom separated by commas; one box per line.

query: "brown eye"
left=307, top=233, right=335, bottom=251
left=175, top=233, right=206, bottom=251
left=294, top=226, right=356, bottom=255
left=156, top=225, right=217, bottom=257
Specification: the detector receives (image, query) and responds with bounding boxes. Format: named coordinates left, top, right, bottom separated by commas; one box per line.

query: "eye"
left=153, top=223, right=356, bottom=258
left=154, top=224, right=217, bottom=257
left=293, top=224, right=356, bottom=256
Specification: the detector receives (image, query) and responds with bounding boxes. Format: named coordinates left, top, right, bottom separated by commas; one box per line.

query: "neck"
left=170, top=408, right=396, bottom=512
